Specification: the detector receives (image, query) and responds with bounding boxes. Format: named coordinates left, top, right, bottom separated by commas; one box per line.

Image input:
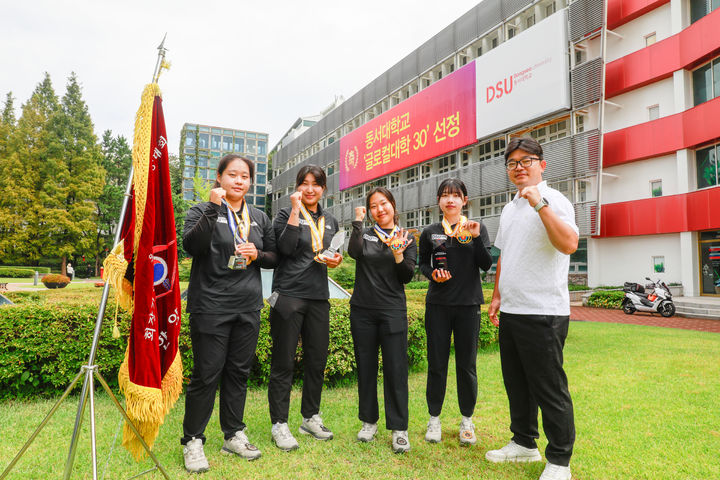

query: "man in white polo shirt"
left=486, top=137, right=578, bottom=480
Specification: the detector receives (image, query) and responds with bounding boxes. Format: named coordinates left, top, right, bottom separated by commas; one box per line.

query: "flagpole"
left=1, top=37, right=170, bottom=480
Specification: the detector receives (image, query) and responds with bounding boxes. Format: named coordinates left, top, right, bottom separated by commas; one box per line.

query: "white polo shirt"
left=494, top=181, right=578, bottom=316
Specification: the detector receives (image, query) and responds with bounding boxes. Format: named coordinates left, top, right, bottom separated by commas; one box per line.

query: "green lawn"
left=1, top=322, right=718, bottom=479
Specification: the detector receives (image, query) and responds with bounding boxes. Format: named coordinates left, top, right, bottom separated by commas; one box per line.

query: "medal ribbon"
left=441, top=215, right=468, bottom=238
left=373, top=224, right=400, bottom=246
left=299, top=203, right=326, bottom=255
left=226, top=199, right=250, bottom=246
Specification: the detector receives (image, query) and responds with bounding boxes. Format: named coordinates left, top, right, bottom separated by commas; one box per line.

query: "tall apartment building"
left=270, top=0, right=720, bottom=297
left=180, top=123, right=269, bottom=209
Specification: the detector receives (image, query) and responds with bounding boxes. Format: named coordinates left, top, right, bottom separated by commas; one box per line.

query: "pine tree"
left=0, top=75, right=59, bottom=264
left=96, top=130, right=131, bottom=273
left=43, top=73, right=105, bottom=275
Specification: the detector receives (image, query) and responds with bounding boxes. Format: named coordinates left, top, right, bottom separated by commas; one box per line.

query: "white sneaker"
left=357, top=422, right=378, bottom=442
left=485, top=440, right=542, bottom=463
left=299, top=414, right=334, bottom=440
left=271, top=422, right=299, bottom=451
left=221, top=428, right=261, bottom=460
left=391, top=430, right=411, bottom=453
left=425, top=416, right=441, bottom=443
left=183, top=437, right=209, bottom=473
left=539, top=462, right=571, bottom=480
left=459, top=416, right=477, bottom=446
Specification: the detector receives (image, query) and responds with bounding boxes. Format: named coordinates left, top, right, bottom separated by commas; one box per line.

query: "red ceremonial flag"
left=104, top=83, right=182, bottom=459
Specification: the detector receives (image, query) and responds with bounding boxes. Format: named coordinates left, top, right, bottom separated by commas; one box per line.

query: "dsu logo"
left=486, top=76, right=513, bottom=103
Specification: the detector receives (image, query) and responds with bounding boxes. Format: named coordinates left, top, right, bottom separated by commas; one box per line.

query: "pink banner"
left=339, top=62, right=476, bottom=190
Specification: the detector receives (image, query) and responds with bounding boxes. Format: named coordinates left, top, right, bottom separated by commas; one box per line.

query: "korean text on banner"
left=339, top=62, right=476, bottom=191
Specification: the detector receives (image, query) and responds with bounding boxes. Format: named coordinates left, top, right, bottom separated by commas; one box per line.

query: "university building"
left=270, top=0, right=720, bottom=297
left=179, top=123, right=269, bottom=209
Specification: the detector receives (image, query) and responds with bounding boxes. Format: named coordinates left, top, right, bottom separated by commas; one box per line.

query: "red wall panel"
left=607, top=0, right=670, bottom=30
left=598, top=187, right=720, bottom=237
left=603, top=96, right=720, bottom=167
left=605, top=9, right=720, bottom=99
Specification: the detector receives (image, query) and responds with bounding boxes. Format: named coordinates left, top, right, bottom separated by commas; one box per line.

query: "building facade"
left=270, top=0, right=720, bottom=296
left=180, top=123, right=269, bottom=209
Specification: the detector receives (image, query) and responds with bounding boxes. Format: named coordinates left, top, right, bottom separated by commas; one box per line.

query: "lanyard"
left=441, top=215, right=467, bottom=237
left=225, top=199, right=250, bottom=246
left=299, top=203, right=325, bottom=253
left=373, top=224, right=400, bottom=246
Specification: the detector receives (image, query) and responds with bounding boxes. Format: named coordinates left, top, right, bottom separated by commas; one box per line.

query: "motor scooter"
left=622, top=277, right=675, bottom=317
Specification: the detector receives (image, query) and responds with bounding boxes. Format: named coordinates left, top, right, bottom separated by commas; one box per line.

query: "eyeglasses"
left=505, top=156, right=541, bottom=171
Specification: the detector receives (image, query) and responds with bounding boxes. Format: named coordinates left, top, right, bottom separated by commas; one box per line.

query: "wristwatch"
left=534, top=197, right=549, bottom=212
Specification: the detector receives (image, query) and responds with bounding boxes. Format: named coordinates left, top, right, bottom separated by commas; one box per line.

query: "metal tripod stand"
left=1, top=37, right=173, bottom=480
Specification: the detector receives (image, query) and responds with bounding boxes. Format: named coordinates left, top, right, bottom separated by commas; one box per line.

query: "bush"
left=406, top=281, right=429, bottom=290
left=0, top=295, right=500, bottom=399
left=0, top=267, right=36, bottom=278
left=178, top=257, right=192, bottom=282
left=587, top=290, right=625, bottom=309
left=328, top=255, right=355, bottom=290
left=40, top=274, right=71, bottom=288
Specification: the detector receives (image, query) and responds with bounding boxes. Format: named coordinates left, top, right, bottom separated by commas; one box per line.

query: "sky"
left=0, top=0, right=482, bottom=155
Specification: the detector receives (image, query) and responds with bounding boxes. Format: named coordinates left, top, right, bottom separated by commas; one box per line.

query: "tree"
left=0, top=74, right=59, bottom=264
left=42, top=73, right=104, bottom=275
left=0, top=93, right=16, bottom=253
left=169, top=153, right=190, bottom=258
left=96, top=130, right=131, bottom=273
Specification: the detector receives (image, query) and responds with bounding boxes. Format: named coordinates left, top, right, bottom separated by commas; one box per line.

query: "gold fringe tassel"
left=118, top=348, right=183, bottom=460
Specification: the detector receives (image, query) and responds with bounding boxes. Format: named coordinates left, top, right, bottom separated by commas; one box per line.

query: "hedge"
left=0, top=266, right=51, bottom=275
left=0, top=298, right=498, bottom=400
left=587, top=290, right=625, bottom=309
left=0, top=267, right=37, bottom=278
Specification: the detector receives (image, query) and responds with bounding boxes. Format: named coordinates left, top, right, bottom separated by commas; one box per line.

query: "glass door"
left=699, top=230, right=720, bottom=296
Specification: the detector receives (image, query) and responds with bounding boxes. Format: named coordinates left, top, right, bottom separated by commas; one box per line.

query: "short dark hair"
left=366, top=187, right=399, bottom=225
left=213, top=154, right=255, bottom=188
left=295, top=164, right=327, bottom=189
left=436, top=178, right=468, bottom=199
left=504, top=137, right=543, bottom=163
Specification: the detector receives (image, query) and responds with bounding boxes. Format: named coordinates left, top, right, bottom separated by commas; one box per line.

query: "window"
left=255, top=196, right=265, bottom=206
left=691, top=0, right=720, bottom=23
left=221, top=136, right=232, bottom=151
left=421, top=210, right=432, bottom=226
left=529, top=118, right=569, bottom=144
left=476, top=47, right=482, bottom=57
left=461, top=150, right=472, bottom=167
left=652, top=256, right=665, bottom=273
left=390, top=174, right=400, bottom=189
left=546, top=2, right=556, bottom=16
left=526, top=14, right=535, bottom=28
left=477, top=192, right=510, bottom=217
left=257, top=141, right=267, bottom=155
left=256, top=174, right=266, bottom=184
left=645, top=32, right=656, bottom=46
left=185, top=155, right=195, bottom=166
left=550, top=180, right=573, bottom=202
left=421, top=163, right=432, bottom=179
left=570, top=238, right=588, bottom=272
left=574, top=49, right=586, bottom=65
left=198, top=133, right=209, bottom=149
left=507, top=27, right=516, bottom=39
left=185, top=134, right=195, bottom=147
left=246, top=139, right=257, bottom=154
left=491, top=37, right=498, bottom=48
left=257, top=163, right=266, bottom=173
left=696, top=144, right=719, bottom=189
left=478, top=137, right=506, bottom=161
left=575, top=112, right=586, bottom=133
left=650, top=179, right=663, bottom=197
left=437, top=156, right=456, bottom=173
left=211, top=135, right=221, bottom=150
left=692, top=58, right=720, bottom=106
left=406, top=167, right=418, bottom=184
left=247, top=132, right=256, bottom=139
left=648, top=105, right=660, bottom=120
left=405, top=211, right=418, bottom=228
left=576, top=178, right=591, bottom=202
left=255, top=185, right=266, bottom=195
left=326, top=162, right=335, bottom=176
left=326, top=195, right=334, bottom=207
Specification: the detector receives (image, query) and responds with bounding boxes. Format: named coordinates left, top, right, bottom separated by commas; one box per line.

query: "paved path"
left=570, top=306, right=720, bottom=333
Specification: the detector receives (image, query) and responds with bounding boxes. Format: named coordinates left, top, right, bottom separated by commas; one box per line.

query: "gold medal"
left=457, top=229, right=472, bottom=244
left=390, top=237, right=405, bottom=251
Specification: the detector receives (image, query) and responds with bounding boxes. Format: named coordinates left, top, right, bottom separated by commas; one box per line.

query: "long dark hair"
left=295, top=164, right=327, bottom=189
left=366, top=187, right=399, bottom=225
left=213, top=154, right=255, bottom=188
